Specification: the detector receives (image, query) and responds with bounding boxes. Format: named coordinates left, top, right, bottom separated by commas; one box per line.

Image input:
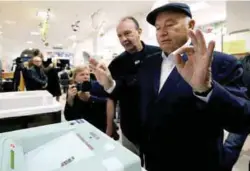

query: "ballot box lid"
left=0, top=90, right=61, bottom=119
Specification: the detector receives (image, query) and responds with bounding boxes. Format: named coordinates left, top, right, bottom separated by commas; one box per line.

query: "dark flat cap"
left=146, top=2, right=192, bottom=26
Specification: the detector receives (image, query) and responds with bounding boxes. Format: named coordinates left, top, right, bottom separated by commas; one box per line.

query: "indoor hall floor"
left=58, top=94, right=250, bottom=171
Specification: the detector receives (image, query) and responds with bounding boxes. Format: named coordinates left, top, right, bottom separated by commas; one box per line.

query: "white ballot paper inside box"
left=0, top=120, right=143, bottom=171
left=25, top=131, right=94, bottom=171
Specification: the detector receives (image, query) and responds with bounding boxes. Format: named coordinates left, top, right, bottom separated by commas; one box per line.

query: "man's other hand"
left=89, top=58, right=114, bottom=90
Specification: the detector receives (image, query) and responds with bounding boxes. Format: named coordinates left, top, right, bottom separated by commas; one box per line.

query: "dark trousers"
left=222, top=132, right=248, bottom=171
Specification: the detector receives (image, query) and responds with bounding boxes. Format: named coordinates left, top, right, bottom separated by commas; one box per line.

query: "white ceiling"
left=0, top=1, right=155, bottom=57
left=166, top=0, right=226, bottom=26
left=191, top=1, right=226, bottom=26
left=0, top=0, right=226, bottom=58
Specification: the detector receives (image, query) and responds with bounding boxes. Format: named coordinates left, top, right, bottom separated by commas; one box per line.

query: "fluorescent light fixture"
left=30, top=31, right=40, bottom=36
left=54, top=44, right=63, bottom=47
left=26, top=41, right=33, bottom=44
left=68, top=35, right=77, bottom=40
left=37, top=11, right=47, bottom=18
left=72, top=42, right=77, bottom=48
left=190, top=1, right=210, bottom=12
left=4, top=20, right=16, bottom=24
left=37, top=10, right=53, bottom=19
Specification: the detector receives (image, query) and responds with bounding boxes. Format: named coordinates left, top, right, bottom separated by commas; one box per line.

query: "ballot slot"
left=25, top=131, right=95, bottom=171
left=20, top=130, right=73, bottom=153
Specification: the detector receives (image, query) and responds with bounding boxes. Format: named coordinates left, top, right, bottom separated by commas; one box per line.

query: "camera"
left=76, top=81, right=92, bottom=92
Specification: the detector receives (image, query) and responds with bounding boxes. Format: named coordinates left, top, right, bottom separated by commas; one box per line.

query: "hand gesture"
left=89, top=58, right=114, bottom=90
left=174, top=29, right=215, bottom=93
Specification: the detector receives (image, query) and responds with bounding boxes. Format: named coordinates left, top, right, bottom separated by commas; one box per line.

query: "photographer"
left=64, top=65, right=109, bottom=133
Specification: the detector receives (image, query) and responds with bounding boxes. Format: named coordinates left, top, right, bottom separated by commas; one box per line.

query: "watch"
left=194, top=83, right=214, bottom=97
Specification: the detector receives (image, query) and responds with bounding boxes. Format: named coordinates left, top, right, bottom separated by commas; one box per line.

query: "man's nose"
left=160, top=29, right=168, bottom=37
left=120, top=35, right=127, bottom=42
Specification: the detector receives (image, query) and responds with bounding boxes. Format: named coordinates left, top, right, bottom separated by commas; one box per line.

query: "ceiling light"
left=26, top=41, right=33, bottom=44
left=37, top=10, right=53, bottom=19
left=4, top=20, right=16, bottom=24
left=68, top=35, right=77, bottom=40
left=190, top=1, right=210, bottom=12
left=30, top=31, right=40, bottom=36
left=37, top=11, right=47, bottom=18
left=53, top=44, right=63, bottom=48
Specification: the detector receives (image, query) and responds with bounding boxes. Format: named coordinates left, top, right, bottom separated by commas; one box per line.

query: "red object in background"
left=10, top=144, right=15, bottom=148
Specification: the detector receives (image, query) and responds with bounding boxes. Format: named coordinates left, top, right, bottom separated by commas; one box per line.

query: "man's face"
left=116, top=19, right=141, bottom=53
left=155, top=11, right=194, bottom=54
left=33, top=56, right=42, bottom=67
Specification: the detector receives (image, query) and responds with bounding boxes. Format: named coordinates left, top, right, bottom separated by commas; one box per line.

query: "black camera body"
left=76, top=81, right=92, bottom=92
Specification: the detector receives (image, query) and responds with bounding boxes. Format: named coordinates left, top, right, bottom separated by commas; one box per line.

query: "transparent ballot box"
left=0, top=90, right=61, bottom=133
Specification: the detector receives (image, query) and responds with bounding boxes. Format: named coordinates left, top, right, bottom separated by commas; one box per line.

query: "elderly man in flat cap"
left=90, top=2, right=250, bottom=171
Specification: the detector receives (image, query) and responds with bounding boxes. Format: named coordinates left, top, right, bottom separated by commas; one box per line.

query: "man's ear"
left=188, top=19, right=195, bottom=30
left=138, top=28, right=142, bottom=35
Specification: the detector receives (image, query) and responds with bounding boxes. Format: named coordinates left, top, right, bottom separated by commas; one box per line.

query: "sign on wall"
left=45, top=51, right=74, bottom=60
left=223, top=31, right=250, bottom=54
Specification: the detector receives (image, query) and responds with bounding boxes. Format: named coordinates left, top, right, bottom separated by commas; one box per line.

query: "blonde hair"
left=72, top=65, right=90, bottom=80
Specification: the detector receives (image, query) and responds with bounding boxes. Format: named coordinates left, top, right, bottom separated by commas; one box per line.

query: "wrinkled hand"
left=78, top=92, right=91, bottom=101
left=89, top=58, right=114, bottom=90
left=174, top=29, right=215, bottom=93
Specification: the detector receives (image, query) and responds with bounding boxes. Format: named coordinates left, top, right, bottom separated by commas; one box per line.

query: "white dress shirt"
left=159, top=52, right=175, bottom=91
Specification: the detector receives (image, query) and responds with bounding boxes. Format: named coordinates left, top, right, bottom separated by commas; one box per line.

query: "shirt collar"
left=161, top=39, right=191, bottom=60
left=125, top=41, right=145, bottom=55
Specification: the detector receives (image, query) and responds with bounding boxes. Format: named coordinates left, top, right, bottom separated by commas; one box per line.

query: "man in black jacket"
left=27, top=56, right=48, bottom=90
left=105, top=16, right=161, bottom=159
